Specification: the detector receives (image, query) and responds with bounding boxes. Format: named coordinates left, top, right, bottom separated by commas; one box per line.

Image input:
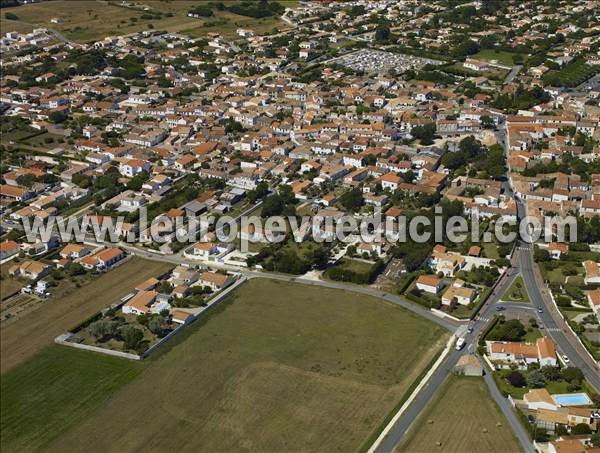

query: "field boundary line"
left=366, top=334, right=456, bottom=453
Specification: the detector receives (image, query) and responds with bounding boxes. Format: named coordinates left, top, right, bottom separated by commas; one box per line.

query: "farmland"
left=36, top=278, right=448, bottom=452
left=1, top=0, right=295, bottom=42
left=397, top=375, right=522, bottom=453
left=0, top=346, right=143, bottom=453
left=0, top=258, right=172, bottom=373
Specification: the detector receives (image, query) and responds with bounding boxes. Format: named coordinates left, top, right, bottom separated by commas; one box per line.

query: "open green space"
left=397, top=374, right=522, bottom=453
left=0, top=346, right=143, bottom=452
left=472, top=49, right=525, bottom=66
left=4, top=278, right=449, bottom=452
left=502, top=276, right=530, bottom=303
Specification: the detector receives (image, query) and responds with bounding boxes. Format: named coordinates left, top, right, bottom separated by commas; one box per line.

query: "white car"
left=562, top=355, right=570, bottom=364
left=455, top=337, right=466, bottom=351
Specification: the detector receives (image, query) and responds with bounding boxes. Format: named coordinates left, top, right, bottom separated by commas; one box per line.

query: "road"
left=516, top=201, right=600, bottom=391
left=374, top=267, right=534, bottom=453
left=504, top=64, right=523, bottom=84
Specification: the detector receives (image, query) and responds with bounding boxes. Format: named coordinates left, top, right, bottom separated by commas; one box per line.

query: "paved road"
left=374, top=268, right=534, bottom=453
left=516, top=225, right=600, bottom=391
left=504, top=64, right=523, bottom=84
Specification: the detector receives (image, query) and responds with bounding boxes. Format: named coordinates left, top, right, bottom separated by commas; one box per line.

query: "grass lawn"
left=0, top=346, right=143, bottom=453
left=502, top=276, right=530, bottom=303
left=482, top=240, right=500, bottom=260
left=1, top=1, right=293, bottom=42
left=472, top=49, right=525, bottom=66
left=0, top=258, right=172, bottom=373
left=397, top=375, right=522, bottom=453
left=330, top=257, right=376, bottom=274
left=42, top=278, right=448, bottom=452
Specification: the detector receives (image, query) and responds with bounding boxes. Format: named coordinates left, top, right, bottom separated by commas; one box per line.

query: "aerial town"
left=0, top=1, right=599, bottom=452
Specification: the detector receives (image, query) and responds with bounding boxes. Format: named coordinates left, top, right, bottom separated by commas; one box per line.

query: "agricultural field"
left=0, top=257, right=172, bottom=373
left=0, top=346, right=143, bottom=452
left=25, top=278, right=448, bottom=452
left=1, top=0, right=294, bottom=43
left=397, top=375, right=522, bottom=453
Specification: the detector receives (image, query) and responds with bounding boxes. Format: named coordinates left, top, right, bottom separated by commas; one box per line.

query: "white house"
left=415, top=275, right=442, bottom=294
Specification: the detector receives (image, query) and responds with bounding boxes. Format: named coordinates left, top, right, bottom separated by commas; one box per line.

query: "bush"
left=526, top=370, right=546, bottom=388
left=561, top=367, right=584, bottom=383
left=571, top=423, right=591, bottom=435
left=506, top=370, right=526, bottom=387
left=5, top=12, right=19, bottom=20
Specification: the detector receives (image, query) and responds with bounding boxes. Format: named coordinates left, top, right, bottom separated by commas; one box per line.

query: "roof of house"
left=200, top=271, right=230, bottom=287
left=123, top=290, right=158, bottom=313
left=524, top=388, right=554, bottom=405
left=0, top=240, right=19, bottom=253
left=95, top=247, right=123, bottom=262
left=416, top=275, right=441, bottom=287
left=442, top=285, right=474, bottom=301
left=135, top=277, right=159, bottom=292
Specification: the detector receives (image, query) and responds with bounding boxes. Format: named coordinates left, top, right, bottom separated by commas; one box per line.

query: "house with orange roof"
left=583, top=261, right=600, bottom=285
left=415, top=275, right=443, bottom=294
left=0, top=240, right=20, bottom=261
left=122, top=290, right=170, bottom=316
left=486, top=336, right=557, bottom=369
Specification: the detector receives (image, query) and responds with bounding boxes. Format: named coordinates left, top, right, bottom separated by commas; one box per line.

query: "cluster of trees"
left=261, top=185, right=297, bottom=217
left=442, top=137, right=506, bottom=179
left=248, top=242, right=330, bottom=275
left=487, top=318, right=526, bottom=341
left=226, top=0, right=284, bottom=18
left=411, top=123, right=436, bottom=146
left=490, top=85, right=551, bottom=112
left=506, top=366, right=585, bottom=392
left=188, top=5, right=213, bottom=17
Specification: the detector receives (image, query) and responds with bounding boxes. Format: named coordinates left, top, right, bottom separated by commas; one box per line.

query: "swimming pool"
left=552, top=393, right=592, bottom=406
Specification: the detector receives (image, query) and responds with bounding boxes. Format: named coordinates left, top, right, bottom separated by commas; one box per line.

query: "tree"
left=526, top=370, right=546, bottom=388
left=68, top=262, right=85, bottom=276
left=590, top=432, right=600, bottom=448
left=540, top=365, right=561, bottom=382
left=5, top=12, right=19, bottom=20
left=506, top=370, right=526, bottom=387
left=49, top=110, right=68, bottom=124
left=488, top=319, right=526, bottom=341
left=411, top=123, right=436, bottom=145
left=127, top=171, right=149, bottom=191
left=120, top=325, right=144, bottom=350
left=261, top=194, right=285, bottom=217
left=561, top=367, right=584, bottom=383
left=339, top=188, right=363, bottom=211
left=148, top=317, right=163, bottom=336
left=570, top=423, right=591, bottom=435
left=480, top=115, right=495, bottom=129
left=534, top=248, right=550, bottom=262
left=89, top=319, right=118, bottom=340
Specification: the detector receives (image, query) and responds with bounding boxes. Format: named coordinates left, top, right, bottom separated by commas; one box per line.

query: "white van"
left=455, top=337, right=466, bottom=351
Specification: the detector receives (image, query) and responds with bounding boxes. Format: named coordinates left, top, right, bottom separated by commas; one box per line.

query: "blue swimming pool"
left=552, top=393, right=592, bottom=406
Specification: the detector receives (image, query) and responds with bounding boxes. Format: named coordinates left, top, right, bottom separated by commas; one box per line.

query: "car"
left=537, top=307, right=543, bottom=313
left=467, top=327, right=474, bottom=334
left=455, top=337, right=466, bottom=351
left=495, top=306, right=505, bottom=311
left=562, top=355, right=570, bottom=364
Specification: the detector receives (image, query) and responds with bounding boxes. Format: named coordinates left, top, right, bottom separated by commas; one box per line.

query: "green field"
left=397, top=375, right=522, bottom=453
left=472, top=49, right=525, bottom=66
left=2, top=278, right=449, bottom=452
left=1, top=0, right=294, bottom=42
left=0, top=347, right=143, bottom=452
